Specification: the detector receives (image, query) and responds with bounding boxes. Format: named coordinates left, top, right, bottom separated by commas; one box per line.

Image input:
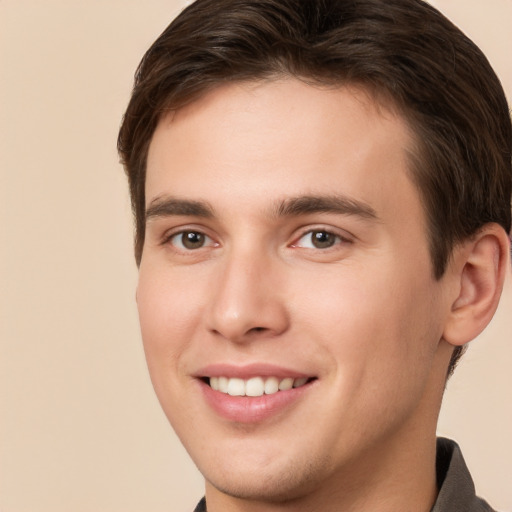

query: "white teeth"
left=227, top=378, right=245, bottom=396
left=208, top=376, right=310, bottom=396
left=293, top=377, right=308, bottom=388
left=264, top=376, right=279, bottom=395
left=278, top=377, right=294, bottom=391
left=218, top=376, right=229, bottom=393
left=246, top=377, right=265, bottom=397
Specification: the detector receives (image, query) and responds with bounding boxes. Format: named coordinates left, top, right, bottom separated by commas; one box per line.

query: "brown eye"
left=182, top=231, right=205, bottom=249
left=170, top=230, right=211, bottom=250
left=310, top=230, right=337, bottom=248
left=293, top=229, right=344, bottom=249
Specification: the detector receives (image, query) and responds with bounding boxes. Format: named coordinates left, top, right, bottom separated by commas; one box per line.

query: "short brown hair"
left=118, top=0, right=512, bottom=373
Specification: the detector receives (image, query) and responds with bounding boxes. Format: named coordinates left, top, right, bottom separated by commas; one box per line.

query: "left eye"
left=294, top=230, right=342, bottom=249
left=169, top=230, right=214, bottom=250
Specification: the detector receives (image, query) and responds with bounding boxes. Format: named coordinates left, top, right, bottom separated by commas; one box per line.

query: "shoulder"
left=432, top=438, right=497, bottom=512
left=193, top=497, right=207, bottom=512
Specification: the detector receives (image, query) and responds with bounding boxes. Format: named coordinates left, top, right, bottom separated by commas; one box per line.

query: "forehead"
left=146, top=79, right=423, bottom=232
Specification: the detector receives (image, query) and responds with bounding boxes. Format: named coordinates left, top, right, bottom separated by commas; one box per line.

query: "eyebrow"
left=145, top=196, right=215, bottom=221
left=275, top=195, right=378, bottom=221
left=145, top=194, right=379, bottom=223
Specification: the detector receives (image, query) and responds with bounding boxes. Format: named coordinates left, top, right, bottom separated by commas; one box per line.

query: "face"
left=138, top=80, right=452, bottom=503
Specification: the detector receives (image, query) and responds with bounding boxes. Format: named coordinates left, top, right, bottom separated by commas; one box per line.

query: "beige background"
left=1, top=1, right=511, bottom=511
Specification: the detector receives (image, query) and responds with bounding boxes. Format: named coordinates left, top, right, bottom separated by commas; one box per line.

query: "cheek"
left=298, top=271, right=442, bottom=450
left=136, top=265, right=205, bottom=378
left=136, top=266, right=210, bottom=434
left=294, top=263, right=440, bottom=386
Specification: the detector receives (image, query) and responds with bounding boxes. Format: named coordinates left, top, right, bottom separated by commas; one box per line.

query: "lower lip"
left=199, top=380, right=313, bottom=423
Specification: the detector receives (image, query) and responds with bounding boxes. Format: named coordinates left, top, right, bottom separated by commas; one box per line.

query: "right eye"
left=293, top=229, right=342, bottom=249
left=168, top=230, right=215, bottom=250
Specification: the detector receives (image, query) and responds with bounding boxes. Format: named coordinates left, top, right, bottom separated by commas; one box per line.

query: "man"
left=118, top=0, right=511, bottom=510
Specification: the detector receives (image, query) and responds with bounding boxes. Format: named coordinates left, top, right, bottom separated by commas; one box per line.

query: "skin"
left=137, top=79, right=508, bottom=512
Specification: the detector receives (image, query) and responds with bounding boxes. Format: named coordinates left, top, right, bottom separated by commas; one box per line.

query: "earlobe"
left=443, top=224, right=510, bottom=347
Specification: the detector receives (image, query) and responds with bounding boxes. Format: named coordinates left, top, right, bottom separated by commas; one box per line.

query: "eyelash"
left=161, top=226, right=353, bottom=253
left=291, top=228, right=352, bottom=250
left=163, top=229, right=217, bottom=251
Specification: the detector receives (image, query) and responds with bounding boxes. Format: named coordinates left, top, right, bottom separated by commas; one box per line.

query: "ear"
left=443, top=223, right=511, bottom=347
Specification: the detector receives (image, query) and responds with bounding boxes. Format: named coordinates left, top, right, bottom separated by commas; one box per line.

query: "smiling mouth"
left=204, top=376, right=315, bottom=397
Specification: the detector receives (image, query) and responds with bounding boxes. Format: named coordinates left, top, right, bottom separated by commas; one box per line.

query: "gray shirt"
left=432, top=437, right=495, bottom=512
left=193, top=438, right=495, bottom=512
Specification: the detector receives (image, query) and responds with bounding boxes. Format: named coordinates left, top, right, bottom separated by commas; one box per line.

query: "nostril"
left=248, top=327, right=270, bottom=335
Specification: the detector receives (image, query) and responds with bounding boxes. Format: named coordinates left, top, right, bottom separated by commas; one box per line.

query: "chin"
left=201, top=451, right=329, bottom=503
left=207, top=474, right=309, bottom=503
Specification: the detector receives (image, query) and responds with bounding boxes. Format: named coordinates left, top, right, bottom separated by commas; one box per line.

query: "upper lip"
left=194, top=363, right=313, bottom=380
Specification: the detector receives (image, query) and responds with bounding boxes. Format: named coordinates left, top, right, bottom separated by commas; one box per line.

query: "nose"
left=205, top=249, right=290, bottom=343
